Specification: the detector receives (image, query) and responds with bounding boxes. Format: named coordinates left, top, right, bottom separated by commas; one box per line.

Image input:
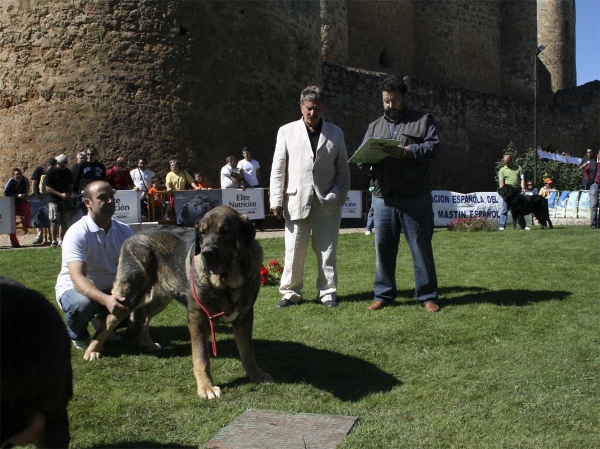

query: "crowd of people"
left=2, top=145, right=264, bottom=248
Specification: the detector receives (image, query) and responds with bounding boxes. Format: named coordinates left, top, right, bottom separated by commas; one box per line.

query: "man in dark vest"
left=584, top=149, right=599, bottom=229
left=360, top=76, right=440, bottom=312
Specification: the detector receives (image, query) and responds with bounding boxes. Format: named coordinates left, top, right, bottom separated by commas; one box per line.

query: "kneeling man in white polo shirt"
left=55, top=180, right=133, bottom=350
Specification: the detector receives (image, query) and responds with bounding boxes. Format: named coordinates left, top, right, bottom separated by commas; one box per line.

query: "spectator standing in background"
left=220, top=156, right=240, bottom=189
left=70, top=151, right=87, bottom=176
left=130, top=157, right=154, bottom=219
left=580, top=149, right=594, bottom=190
left=584, top=149, right=599, bottom=229
left=44, top=154, right=75, bottom=248
left=30, top=161, right=48, bottom=244
left=73, top=146, right=106, bottom=194
left=3, top=168, right=31, bottom=248
left=106, top=157, right=133, bottom=190
left=237, top=147, right=261, bottom=187
left=498, top=154, right=525, bottom=231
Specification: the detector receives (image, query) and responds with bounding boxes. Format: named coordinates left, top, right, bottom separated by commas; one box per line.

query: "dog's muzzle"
left=201, top=245, right=227, bottom=275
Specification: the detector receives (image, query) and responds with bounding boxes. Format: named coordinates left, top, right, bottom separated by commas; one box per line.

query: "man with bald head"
left=498, top=154, right=526, bottom=231
left=55, top=181, right=132, bottom=350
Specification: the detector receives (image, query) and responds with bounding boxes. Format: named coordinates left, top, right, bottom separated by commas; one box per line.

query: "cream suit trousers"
left=279, top=194, right=342, bottom=303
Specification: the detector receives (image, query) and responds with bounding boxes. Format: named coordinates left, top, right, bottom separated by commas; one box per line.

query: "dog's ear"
left=194, top=223, right=202, bottom=255
left=239, top=214, right=256, bottom=245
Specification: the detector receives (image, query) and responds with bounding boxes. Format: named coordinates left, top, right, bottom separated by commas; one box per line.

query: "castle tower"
left=537, top=0, right=577, bottom=93
left=500, top=0, right=538, bottom=100
left=321, top=0, right=348, bottom=65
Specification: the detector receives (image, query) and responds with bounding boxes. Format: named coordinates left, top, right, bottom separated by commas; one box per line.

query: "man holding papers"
left=358, top=76, right=441, bottom=313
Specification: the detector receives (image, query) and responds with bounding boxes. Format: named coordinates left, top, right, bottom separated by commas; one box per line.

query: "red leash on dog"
left=189, top=254, right=251, bottom=357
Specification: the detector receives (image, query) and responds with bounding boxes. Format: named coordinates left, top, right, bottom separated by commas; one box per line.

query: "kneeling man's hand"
left=103, top=294, right=130, bottom=317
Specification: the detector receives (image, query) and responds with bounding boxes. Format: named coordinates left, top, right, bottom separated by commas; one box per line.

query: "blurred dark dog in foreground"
left=497, top=184, right=553, bottom=230
left=1, top=278, right=72, bottom=448
left=85, top=206, right=272, bottom=400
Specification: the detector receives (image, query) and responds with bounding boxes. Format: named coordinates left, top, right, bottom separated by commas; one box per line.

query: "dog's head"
left=194, top=206, right=256, bottom=283
left=497, top=184, right=518, bottom=201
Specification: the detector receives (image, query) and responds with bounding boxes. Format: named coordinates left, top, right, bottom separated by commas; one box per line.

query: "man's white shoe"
left=524, top=227, right=531, bottom=230
left=498, top=227, right=505, bottom=231
left=365, top=230, right=372, bottom=235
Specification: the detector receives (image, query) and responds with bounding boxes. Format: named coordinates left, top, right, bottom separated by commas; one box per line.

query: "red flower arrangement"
left=260, top=259, right=284, bottom=286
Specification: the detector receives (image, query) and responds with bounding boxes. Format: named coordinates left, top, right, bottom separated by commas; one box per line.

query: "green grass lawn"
left=1, top=226, right=598, bottom=448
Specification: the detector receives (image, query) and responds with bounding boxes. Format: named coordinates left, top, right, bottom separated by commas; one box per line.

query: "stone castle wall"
left=0, top=0, right=321, bottom=185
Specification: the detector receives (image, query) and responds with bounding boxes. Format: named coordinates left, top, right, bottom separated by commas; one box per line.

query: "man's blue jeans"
left=58, top=288, right=107, bottom=340
left=499, top=199, right=509, bottom=228
left=372, top=193, right=438, bottom=304
left=590, top=182, right=599, bottom=229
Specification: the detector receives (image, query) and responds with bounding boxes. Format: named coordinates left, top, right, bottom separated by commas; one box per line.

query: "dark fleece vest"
left=367, top=110, right=432, bottom=197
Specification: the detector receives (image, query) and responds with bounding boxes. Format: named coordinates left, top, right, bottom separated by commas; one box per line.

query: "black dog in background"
left=497, top=184, right=554, bottom=230
left=1, top=278, right=73, bottom=448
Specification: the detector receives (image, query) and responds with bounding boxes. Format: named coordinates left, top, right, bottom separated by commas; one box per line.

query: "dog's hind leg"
left=131, top=295, right=172, bottom=352
left=233, top=309, right=273, bottom=384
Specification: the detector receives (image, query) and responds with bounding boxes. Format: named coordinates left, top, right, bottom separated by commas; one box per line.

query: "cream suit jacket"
left=270, top=118, right=350, bottom=221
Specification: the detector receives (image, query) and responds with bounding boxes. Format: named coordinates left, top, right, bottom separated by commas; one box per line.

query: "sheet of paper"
left=348, top=138, right=399, bottom=164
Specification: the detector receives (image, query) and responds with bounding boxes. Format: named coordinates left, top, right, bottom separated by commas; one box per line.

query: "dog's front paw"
left=83, top=350, right=102, bottom=361
left=249, top=371, right=274, bottom=384
left=83, top=340, right=103, bottom=361
left=197, top=384, right=222, bottom=400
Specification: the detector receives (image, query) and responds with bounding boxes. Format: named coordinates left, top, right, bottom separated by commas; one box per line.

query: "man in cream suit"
left=270, top=86, right=350, bottom=308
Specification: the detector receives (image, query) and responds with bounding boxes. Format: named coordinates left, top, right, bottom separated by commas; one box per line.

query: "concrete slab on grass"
left=204, top=409, right=359, bottom=449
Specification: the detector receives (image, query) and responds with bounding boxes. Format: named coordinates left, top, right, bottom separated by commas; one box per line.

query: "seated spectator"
left=105, top=157, right=133, bottom=190
left=165, top=159, right=198, bottom=192
left=539, top=178, right=557, bottom=198
left=524, top=181, right=539, bottom=196
left=3, top=168, right=31, bottom=248
left=148, top=177, right=171, bottom=221
left=193, top=172, right=212, bottom=190
left=1, top=278, right=73, bottom=449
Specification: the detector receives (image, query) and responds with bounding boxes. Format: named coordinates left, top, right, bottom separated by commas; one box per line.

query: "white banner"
left=113, top=190, right=142, bottom=224
left=221, top=188, right=265, bottom=220
left=0, top=197, right=16, bottom=234
left=342, top=190, right=362, bottom=218
left=431, top=190, right=504, bottom=227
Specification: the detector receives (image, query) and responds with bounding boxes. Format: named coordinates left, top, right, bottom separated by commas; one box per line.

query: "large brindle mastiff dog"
left=84, top=206, right=272, bottom=399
